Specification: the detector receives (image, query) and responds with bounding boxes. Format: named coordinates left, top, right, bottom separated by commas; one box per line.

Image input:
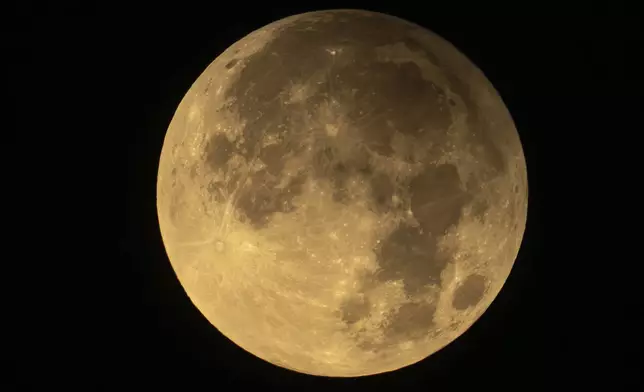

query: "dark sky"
left=6, top=1, right=639, bottom=390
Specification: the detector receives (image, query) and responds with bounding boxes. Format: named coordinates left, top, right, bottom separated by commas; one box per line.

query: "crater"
left=452, top=274, right=487, bottom=310
left=225, top=58, right=239, bottom=69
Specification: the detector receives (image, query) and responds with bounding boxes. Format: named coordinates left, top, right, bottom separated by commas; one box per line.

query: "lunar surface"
left=157, top=10, right=528, bottom=377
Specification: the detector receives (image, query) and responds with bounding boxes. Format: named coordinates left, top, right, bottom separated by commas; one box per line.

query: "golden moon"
left=157, top=10, right=528, bottom=377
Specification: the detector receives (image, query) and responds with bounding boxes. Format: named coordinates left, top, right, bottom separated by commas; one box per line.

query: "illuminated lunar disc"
left=157, top=9, right=528, bottom=377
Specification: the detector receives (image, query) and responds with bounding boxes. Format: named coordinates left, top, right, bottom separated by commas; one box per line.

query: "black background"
left=6, top=1, right=640, bottom=390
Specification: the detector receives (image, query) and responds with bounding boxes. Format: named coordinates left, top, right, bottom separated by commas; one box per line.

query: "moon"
left=156, top=10, right=527, bottom=377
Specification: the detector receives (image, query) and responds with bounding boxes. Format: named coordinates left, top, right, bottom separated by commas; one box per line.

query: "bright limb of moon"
left=157, top=9, right=528, bottom=377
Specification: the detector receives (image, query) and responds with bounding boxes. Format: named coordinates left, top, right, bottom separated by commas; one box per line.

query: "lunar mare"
left=157, top=10, right=528, bottom=377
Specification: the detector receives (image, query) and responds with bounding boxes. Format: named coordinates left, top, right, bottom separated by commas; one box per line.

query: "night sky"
left=7, top=2, right=639, bottom=389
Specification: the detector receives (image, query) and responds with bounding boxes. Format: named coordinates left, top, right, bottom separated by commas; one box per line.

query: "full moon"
left=157, top=10, right=527, bottom=377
